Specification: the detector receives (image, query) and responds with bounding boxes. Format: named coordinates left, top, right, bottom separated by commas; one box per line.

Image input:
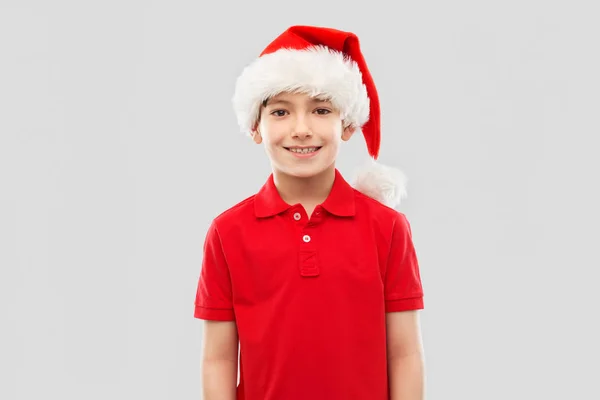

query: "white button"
left=293, top=212, right=301, bottom=220
left=302, top=235, right=311, bottom=243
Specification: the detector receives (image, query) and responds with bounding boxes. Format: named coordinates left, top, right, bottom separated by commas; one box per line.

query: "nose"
left=292, top=116, right=312, bottom=139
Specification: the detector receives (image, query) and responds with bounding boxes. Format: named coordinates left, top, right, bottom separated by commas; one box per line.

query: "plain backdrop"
left=2, top=1, right=599, bottom=399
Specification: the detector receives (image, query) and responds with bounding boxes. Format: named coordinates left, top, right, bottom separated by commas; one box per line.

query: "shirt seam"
left=385, top=294, right=423, bottom=301
left=195, top=304, right=234, bottom=311
left=383, top=215, right=397, bottom=282
left=213, top=221, right=232, bottom=274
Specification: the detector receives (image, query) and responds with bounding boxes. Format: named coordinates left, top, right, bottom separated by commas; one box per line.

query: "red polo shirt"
left=194, top=169, right=424, bottom=400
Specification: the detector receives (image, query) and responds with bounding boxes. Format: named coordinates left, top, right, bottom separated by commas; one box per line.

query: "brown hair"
left=255, top=98, right=269, bottom=124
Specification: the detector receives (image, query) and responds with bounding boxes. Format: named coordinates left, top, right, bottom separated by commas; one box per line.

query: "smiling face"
left=252, top=92, right=356, bottom=179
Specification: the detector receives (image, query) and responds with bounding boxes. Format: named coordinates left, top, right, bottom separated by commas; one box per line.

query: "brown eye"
left=271, top=110, right=287, bottom=117
left=315, top=108, right=331, bottom=115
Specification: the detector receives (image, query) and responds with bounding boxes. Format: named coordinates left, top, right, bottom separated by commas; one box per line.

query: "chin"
left=279, top=163, right=332, bottom=179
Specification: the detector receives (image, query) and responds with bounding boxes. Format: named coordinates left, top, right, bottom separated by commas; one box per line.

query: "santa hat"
left=232, top=25, right=408, bottom=208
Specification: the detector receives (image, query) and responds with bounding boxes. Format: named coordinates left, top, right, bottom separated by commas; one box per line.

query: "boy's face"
left=252, top=92, right=355, bottom=179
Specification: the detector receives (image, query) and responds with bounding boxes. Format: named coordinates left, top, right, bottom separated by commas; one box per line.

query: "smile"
left=285, top=146, right=321, bottom=154
left=284, top=146, right=322, bottom=158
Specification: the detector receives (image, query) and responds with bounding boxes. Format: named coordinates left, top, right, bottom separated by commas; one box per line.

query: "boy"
left=194, top=25, right=425, bottom=400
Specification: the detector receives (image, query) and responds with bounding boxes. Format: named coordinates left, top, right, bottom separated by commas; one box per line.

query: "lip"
left=284, top=146, right=322, bottom=159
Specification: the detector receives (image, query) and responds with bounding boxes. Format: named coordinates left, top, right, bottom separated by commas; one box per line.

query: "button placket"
left=309, top=206, right=323, bottom=224
left=299, top=227, right=319, bottom=277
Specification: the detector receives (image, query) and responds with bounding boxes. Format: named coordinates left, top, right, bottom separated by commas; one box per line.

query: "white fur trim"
left=232, top=45, right=370, bottom=135
left=352, top=158, right=408, bottom=209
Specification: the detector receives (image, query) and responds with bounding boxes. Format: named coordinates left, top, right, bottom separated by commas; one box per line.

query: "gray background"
left=2, top=1, right=599, bottom=399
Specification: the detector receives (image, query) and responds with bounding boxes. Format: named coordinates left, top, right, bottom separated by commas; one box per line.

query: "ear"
left=341, top=124, right=356, bottom=142
left=251, top=129, right=263, bottom=144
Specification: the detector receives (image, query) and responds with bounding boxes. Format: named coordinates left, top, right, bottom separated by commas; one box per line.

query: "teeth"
left=289, top=147, right=318, bottom=154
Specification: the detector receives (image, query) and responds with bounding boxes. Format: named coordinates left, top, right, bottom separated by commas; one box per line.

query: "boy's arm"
left=195, top=219, right=238, bottom=398
left=386, top=310, right=425, bottom=400
left=383, top=213, right=425, bottom=399
left=202, top=320, right=239, bottom=400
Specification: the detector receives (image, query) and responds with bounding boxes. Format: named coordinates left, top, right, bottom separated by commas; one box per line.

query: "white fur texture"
left=352, top=158, right=408, bottom=209
left=232, top=45, right=370, bottom=135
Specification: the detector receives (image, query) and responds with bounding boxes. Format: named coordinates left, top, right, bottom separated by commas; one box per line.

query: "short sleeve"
left=384, top=213, right=424, bottom=312
left=193, top=220, right=235, bottom=321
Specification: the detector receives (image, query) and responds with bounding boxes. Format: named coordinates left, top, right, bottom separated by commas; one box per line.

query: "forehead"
left=266, top=92, right=331, bottom=105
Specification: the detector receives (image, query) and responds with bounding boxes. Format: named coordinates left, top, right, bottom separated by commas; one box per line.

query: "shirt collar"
left=254, top=168, right=356, bottom=218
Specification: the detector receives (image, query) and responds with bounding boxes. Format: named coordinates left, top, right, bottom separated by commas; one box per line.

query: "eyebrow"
left=267, top=99, right=292, bottom=106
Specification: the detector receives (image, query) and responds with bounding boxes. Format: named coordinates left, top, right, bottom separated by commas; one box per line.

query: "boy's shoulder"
left=352, top=189, right=415, bottom=244
left=352, top=187, right=407, bottom=221
left=211, top=193, right=257, bottom=227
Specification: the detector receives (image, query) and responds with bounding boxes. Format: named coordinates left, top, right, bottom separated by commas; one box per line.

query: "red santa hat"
left=232, top=25, right=408, bottom=208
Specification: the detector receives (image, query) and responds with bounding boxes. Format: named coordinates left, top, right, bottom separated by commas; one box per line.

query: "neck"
left=273, top=165, right=336, bottom=206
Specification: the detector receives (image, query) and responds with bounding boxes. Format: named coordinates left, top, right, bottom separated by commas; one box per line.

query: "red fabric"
left=259, top=25, right=381, bottom=159
left=194, top=169, right=424, bottom=400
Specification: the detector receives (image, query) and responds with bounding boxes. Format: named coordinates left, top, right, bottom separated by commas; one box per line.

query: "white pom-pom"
left=352, top=158, right=408, bottom=209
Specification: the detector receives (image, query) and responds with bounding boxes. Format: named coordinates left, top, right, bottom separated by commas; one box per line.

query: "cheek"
left=323, top=122, right=343, bottom=143
left=258, top=122, right=282, bottom=145
left=263, top=132, right=284, bottom=147
left=262, top=132, right=287, bottom=154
